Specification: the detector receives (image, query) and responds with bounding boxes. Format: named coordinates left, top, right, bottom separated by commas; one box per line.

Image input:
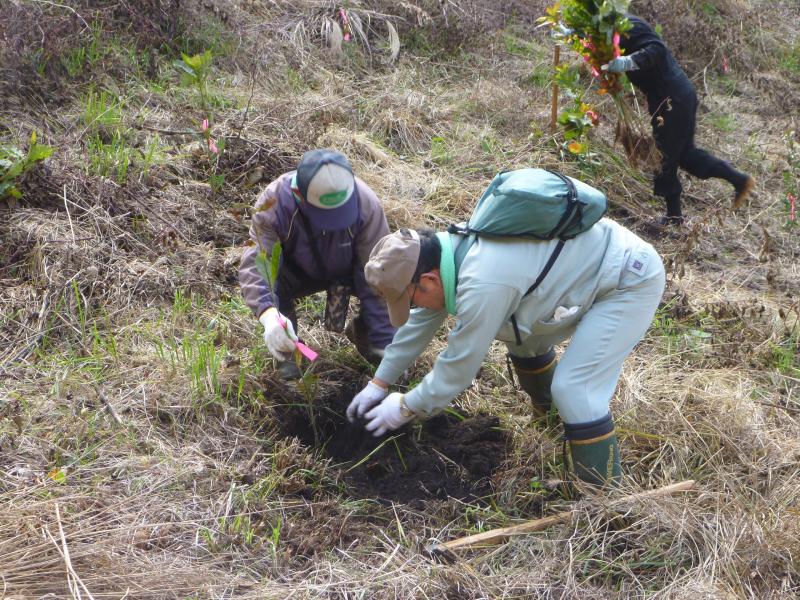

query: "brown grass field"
left=1, top=0, right=799, bottom=597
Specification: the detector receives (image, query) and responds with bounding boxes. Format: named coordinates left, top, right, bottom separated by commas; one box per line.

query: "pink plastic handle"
left=295, top=342, right=318, bottom=361
left=276, top=313, right=318, bottom=362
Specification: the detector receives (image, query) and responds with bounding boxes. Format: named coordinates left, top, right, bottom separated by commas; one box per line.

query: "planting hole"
left=270, top=374, right=510, bottom=505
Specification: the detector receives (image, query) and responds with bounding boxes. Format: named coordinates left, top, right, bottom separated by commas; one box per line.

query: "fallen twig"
left=430, top=480, right=697, bottom=554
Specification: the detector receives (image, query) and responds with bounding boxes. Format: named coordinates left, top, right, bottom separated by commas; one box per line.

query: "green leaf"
left=254, top=250, right=272, bottom=289
left=4, top=161, right=25, bottom=180
left=181, top=50, right=212, bottom=73
left=0, top=182, right=18, bottom=198
left=269, top=241, right=282, bottom=286
left=173, top=60, right=195, bottom=77
left=27, top=143, right=53, bottom=162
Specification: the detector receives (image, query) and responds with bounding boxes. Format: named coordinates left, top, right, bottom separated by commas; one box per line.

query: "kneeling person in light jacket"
left=347, top=222, right=665, bottom=487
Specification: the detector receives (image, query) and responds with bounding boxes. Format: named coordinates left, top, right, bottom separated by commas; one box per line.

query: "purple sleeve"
left=239, top=179, right=284, bottom=318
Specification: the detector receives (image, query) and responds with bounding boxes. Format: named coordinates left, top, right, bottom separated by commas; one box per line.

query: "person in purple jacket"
left=239, top=149, right=396, bottom=379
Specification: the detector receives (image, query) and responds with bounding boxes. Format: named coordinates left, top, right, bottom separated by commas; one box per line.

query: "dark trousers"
left=651, top=93, right=743, bottom=217
left=274, top=266, right=328, bottom=329
left=274, top=262, right=395, bottom=351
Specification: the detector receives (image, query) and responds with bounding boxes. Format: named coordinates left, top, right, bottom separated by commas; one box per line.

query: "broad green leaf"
left=27, top=143, right=53, bottom=162
left=5, top=161, right=25, bottom=180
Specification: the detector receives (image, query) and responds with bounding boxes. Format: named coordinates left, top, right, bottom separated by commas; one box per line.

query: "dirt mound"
left=270, top=376, right=509, bottom=505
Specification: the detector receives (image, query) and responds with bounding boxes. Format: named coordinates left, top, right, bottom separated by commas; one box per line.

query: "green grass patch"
left=710, top=112, right=736, bottom=133
left=779, top=40, right=800, bottom=74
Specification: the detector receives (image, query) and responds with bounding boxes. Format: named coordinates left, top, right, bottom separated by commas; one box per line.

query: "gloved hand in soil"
left=602, top=55, right=639, bottom=73
left=259, top=307, right=298, bottom=361
left=364, top=392, right=414, bottom=437
left=346, top=380, right=388, bottom=423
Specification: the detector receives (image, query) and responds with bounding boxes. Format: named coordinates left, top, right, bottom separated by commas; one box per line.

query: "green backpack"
left=449, top=168, right=607, bottom=344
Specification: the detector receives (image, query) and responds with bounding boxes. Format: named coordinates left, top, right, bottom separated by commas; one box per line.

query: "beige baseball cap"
left=365, top=229, right=420, bottom=327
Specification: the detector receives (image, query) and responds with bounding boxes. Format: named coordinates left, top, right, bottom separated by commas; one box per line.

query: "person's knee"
left=551, top=370, right=611, bottom=423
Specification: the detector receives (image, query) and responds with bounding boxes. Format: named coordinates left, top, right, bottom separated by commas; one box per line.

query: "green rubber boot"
left=564, top=413, right=621, bottom=488
left=509, top=349, right=557, bottom=417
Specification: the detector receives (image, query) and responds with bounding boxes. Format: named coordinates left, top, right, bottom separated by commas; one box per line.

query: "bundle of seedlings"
left=541, top=0, right=658, bottom=167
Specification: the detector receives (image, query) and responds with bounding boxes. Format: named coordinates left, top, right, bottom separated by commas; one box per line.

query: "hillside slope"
left=1, top=1, right=798, bottom=597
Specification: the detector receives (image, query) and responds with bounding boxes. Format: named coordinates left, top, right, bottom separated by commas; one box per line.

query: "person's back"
left=456, top=219, right=641, bottom=339
left=618, top=15, right=695, bottom=110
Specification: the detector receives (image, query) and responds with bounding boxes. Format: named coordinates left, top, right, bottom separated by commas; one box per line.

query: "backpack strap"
left=545, top=170, right=583, bottom=240
left=509, top=239, right=566, bottom=345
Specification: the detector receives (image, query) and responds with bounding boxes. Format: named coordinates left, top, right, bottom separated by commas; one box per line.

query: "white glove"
left=346, top=381, right=388, bottom=423
left=259, top=307, right=298, bottom=360
left=364, top=392, right=414, bottom=437
left=552, top=23, right=573, bottom=39
left=602, top=55, right=638, bottom=73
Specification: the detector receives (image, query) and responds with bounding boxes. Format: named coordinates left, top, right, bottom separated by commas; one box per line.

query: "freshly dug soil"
left=271, top=378, right=510, bottom=505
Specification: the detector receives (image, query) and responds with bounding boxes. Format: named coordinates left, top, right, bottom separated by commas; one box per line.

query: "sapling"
left=254, top=238, right=321, bottom=441
left=539, top=1, right=649, bottom=162
left=174, top=50, right=213, bottom=112
left=200, top=118, right=226, bottom=192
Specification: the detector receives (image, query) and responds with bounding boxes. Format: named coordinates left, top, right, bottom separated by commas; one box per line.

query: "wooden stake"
left=431, top=480, right=697, bottom=553
left=550, top=44, right=561, bottom=134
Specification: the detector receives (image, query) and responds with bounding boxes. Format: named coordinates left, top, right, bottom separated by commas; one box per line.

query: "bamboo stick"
left=550, top=44, right=561, bottom=134
left=431, top=480, right=697, bottom=553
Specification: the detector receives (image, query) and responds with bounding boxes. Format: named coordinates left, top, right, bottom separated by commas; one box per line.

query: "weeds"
left=82, top=89, right=123, bottom=133
left=59, top=20, right=104, bottom=77
left=710, top=112, right=736, bottom=133
left=86, top=131, right=132, bottom=184
left=779, top=39, right=800, bottom=74
left=0, top=131, right=53, bottom=200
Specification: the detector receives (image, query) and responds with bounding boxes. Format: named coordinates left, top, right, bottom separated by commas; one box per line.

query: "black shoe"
left=276, top=359, right=302, bottom=381
left=658, top=214, right=685, bottom=226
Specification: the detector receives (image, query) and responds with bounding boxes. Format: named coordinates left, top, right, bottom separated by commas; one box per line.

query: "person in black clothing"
left=603, top=15, right=754, bottom=225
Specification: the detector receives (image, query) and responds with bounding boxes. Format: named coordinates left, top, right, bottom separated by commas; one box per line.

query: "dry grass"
left=1, top=0, right=799, bottom=598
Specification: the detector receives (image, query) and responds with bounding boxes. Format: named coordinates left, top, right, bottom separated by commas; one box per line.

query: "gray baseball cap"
left=365, top=229, right=420, bottom=327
